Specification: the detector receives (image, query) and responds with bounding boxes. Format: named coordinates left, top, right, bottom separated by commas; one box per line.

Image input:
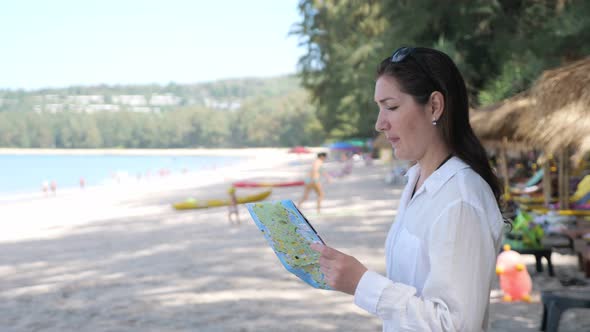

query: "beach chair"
left=570, top=174, right=590, bottom=206
left=517, top=175, right=590, bottom=215
left=510, top=169, right=544, bottom=195
left=524, top=169, right=545, bottom=187
left=526, top=174, right=590, bottom=205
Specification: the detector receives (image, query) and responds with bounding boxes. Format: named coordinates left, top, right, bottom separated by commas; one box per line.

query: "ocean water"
left=0, top=154, right=246, bottom=195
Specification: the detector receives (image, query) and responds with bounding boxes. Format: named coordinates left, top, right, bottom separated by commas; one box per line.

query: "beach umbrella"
left=288, top=146, right=311, bottom=154
left=329, top=142, right=361, bottom=151
left=470, top=92, right=534, bottom=148
left=516, top=57, right=590, bottom=209
left=516, top=56, right=590, bottom=163
left=346, top=139, right=366, bottom=147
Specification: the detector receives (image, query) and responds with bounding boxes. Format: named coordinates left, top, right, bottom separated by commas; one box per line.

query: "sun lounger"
left=571, top=175, right=590, bottom=203
left=525, top=169, right=544, bottom=187
left=510, top=169, right=544, bottom=195
left=515, top=176, right=590, bottom=206
left=517, top=176, right=590, bottom=215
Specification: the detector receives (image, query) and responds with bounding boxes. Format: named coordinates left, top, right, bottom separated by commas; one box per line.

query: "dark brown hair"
left=377, top=47, right=505, bottom=213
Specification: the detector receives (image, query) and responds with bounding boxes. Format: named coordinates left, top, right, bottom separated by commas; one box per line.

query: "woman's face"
left=374, top=75, right=434, bottom=161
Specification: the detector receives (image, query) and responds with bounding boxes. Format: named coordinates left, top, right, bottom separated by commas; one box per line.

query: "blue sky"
left=0, top=0, right=303, bottom=90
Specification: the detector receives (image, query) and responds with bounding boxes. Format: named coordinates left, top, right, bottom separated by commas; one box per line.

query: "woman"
left=311, top=47, right=505, bottom=331
left=298, top=152, right=330, bottom=214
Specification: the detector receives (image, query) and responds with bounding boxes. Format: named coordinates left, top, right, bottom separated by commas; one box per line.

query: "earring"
left=432, top=118, right=438, bottom=126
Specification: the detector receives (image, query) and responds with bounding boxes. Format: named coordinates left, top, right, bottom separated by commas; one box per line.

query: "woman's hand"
left=311, top=243, right=368, bottom=295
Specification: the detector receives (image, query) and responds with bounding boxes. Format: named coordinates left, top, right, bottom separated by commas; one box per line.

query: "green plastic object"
left=509, top=210, right=545, bottom=249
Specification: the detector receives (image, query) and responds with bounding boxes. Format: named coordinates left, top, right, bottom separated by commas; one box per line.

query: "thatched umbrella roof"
left=470, top=92, right=534, bottom=147
left=517, top=56, right=590, bottom=163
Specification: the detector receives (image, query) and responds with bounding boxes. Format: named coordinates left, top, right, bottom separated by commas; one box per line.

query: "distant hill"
left=0, top=75, right=301, bottom=113
left=0, top=75, right=326, bottom=148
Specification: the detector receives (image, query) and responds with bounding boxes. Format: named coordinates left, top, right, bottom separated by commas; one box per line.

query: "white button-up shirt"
left=354, top=157, right=503, bottom=331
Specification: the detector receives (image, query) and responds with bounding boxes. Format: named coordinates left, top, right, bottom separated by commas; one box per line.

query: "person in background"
left=331, top=152, right=354, bottom=178
left=363, top=151, right=373, bottom=166
left=50, top=180, right=57, bottom=196
left=311, top=47, right=506, bottom=331
left=342, top=152, right=354, bottom=175
left=298, top=152, right=330, bottom=214
left=41, top=180, right=49, bottom=196
left=227, top=186, right=240, bottom=225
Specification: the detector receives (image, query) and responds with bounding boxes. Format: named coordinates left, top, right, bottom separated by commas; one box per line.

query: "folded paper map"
left=246, top=200, right=331, bottom=290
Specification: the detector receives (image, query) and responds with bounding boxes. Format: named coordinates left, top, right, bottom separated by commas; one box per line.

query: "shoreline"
left=0, top=150, right=317, bottom=242
left=0, top=149, right=314, bottom=204
left=0, top=147, right=326, bottom=156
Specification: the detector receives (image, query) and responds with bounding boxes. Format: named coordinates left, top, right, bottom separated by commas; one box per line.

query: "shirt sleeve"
left=354, top=201, right=497, bottom=331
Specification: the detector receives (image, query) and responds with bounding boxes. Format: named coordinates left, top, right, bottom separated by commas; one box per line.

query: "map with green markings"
left=246, top=200, right=330, bottom=289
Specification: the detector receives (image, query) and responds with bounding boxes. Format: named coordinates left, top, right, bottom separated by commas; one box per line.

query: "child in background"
left=227, top=186, right=240, bottom=225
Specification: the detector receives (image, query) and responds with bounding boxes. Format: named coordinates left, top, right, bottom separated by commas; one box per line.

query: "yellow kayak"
left=173, top=189, right=272, bottom=210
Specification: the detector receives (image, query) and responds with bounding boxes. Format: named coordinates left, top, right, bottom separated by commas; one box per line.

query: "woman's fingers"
left=310, top=243, right=338, bottom=259
left=310, top=243, right=367, bottom=294
left=310, top=243, right=323, bottom=252
left=310, top=243, right=367, bottom=293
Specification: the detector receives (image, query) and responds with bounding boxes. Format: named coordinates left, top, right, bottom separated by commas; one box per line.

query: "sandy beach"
left=1, top=150, right=589, bottom=331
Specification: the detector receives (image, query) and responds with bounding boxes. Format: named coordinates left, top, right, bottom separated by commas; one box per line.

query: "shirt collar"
left=407, top=156, right=470, bottom=197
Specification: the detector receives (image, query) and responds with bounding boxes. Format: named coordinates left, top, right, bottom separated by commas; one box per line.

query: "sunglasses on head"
left=390, top=46, right=439, bottom=90
left=391, top=46, right=415, bottom=63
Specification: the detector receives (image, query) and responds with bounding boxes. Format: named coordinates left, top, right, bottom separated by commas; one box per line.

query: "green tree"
left=293, top=0, right=590, bottom=136
left=0, top=75, right=325, bottom=148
